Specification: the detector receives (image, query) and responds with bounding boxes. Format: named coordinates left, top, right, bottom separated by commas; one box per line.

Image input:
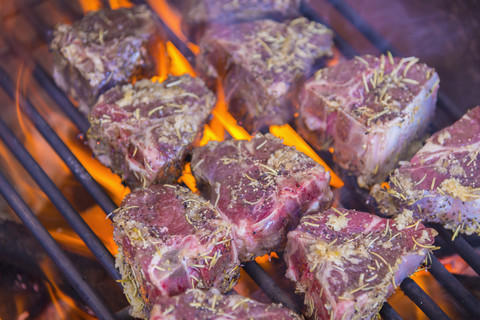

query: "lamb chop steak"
left=191, top=134, right=333, bottom=261
left=196, top=17, right=334, bottom=132
left=113, top=185, right=240, bottom=318
left=284, top=208, right=437, bottom=320
left=149, top=288, right=301, bottom=320
left=373, top=106, right=480, bottom=236
left=50, top=5, right=165, bottom=114
left=180, top=0, right=301, bottom=41
left=297, top=54, right=439, bottom=188
left=88, top=75, right=215, bottom=190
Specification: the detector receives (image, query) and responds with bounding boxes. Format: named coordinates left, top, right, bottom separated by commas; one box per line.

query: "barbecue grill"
left=0, top=0, right=479, bottom=319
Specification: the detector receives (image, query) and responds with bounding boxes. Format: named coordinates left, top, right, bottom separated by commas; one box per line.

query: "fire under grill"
left=0, top=0, right=479, bottom=319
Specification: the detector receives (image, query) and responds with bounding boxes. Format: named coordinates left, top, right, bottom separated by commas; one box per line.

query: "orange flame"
left=77, top=0, right=102, bottom=13
left=270, top=124, right=344, bottom=188
left=40, top=259, right=97, bottom=320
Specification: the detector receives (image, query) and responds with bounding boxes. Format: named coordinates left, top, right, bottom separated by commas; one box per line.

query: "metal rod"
left=400, top=278, right=451, bottom=320
left=32, top=64, right=91, bottom=133
left=380, top=302, right=403, bottom=320
left=132, top=0, right=196, bottom=64
left=0, top=22, right=90, bottom=133
left=428, top=256, right=480, bottom=318
left=243, top=261, right=302, bottom=314
left=0, top=171, right=116, bottom=320
left=0, top=67, right=118, bottom=217
left=0, top=117, right=120, bottom=281
left=434, top=225, right=480, bottom=276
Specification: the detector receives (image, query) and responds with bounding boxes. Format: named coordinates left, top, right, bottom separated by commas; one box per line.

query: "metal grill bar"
left=429, top=256, right=480, bottom=317
left=0, top=171, right=116, bottom=320
left=0, top=1, right=477, bottom=320
left=0, top=67, right=117, bottom=216
left=0, top=114, right=120, bottom=281
left=0, top=20, right=90, bottom=138
left=434, top=225, right=480, bottom=276
left=400, top=278, right=450, bottom=319
left=243, top=261, right=302, bottom=313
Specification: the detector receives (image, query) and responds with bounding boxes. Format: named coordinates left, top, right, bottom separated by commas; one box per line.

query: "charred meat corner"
left=297, top=54, right=439, bottom=188
left=196, top=17, right=334, bottom=132
left=191, top=133, right=333, bottom=261
left=284, top=208, right=437, bottom=320
left=113, top=185, right=240, bottom=319
left=87, top=75, right=216, bottom=190
left=373, top=105, right=480, bottom=237
left=50, top=5, right=166, bottom=114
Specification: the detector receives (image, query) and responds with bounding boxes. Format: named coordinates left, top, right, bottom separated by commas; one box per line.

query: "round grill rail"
left=0, top=1, right=478, bottom=319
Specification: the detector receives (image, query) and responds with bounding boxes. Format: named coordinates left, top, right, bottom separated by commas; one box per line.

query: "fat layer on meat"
left=191, top=133, right=333, bottom=261
left=196, top=17, right=333, bottom=132
left=373, top=106, right=480, bottom=236
left=149, top=288, right=301, bottom=320
left=113, top=185, right=240, bottom=319
left=50, top=5, right=166, bottom=114
left=284, top=208, right=437, bottom=320
left=87, top=75, right=215, bottom=190
left=180, top=0, right=301, bottom=41
left=297, top=54, right=439, bottom=188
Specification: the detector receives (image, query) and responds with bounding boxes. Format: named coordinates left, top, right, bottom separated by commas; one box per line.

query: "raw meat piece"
left=50, top=5, right=165, bottom=114
left=87, top=75, right=215, bottom=189
left=373, top=106, right=480, bottom=236
left=191, top=134, right=333, bottom=261
left=284, top=208, right=437, bottom=320
left=297, top=54, right=440, bottom=188
left=114, top=184, right=240, bottom=318
left=181, top=0, right=301, bottom=41
left=149, top=288, right=301, bottom=320
left=196, top=17, right=334, bottom=132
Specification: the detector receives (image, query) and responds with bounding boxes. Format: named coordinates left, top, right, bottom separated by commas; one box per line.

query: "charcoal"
left=196, top=17, right=333, bottom=132
left=149, top=288, right=301, bottom=320
left=373, top=106, right=480, bottom=236
left=180, top=0, right=301, bottom=41
left=87, top=75, right=215, bottom=190
left=191, top=134, right=333, bottom=261
left=297, top=54, right=439, bottom=188
left=50, top=5, right=165, bottom=114
left=284, top=208, right=437, bottom=320
left=113, top=185, right=240, bottom=318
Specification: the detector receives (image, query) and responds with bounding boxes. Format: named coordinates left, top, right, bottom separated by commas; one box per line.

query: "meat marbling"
left=196, top=17, right=334, bottom=132
left=191, top=133, right=333, bottom=261
left=113, top=184, right=240, bottom=318
left=87, top=75, right=215, bottom=190
left=149, top=288, right=301, bottom=320
left=180, top=0, right=301, bottom=41
left=284, top=208, right=437, bottom=320
left=373, top=106, right=480, bottom=236
left=50, top=5, right=165, bottom=114
left=297, top=54, right=439, bottom=188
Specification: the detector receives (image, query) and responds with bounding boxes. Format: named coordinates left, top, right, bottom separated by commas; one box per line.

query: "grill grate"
left=0, top=1, right=479, bottom=319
